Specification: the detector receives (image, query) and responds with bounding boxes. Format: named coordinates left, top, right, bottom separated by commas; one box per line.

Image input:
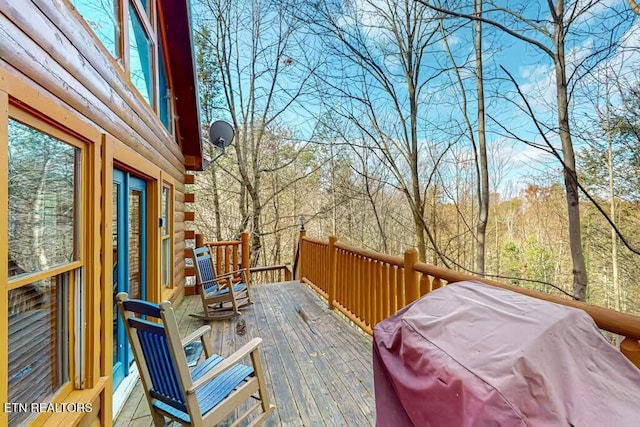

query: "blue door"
left=112, top=169, right=147, bottom=390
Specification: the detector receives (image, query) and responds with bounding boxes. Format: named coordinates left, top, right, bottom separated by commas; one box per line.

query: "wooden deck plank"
left=253, top=290, right=308, bottom=426
left=242, top=289, right=294, bottom=427
left=259, top=288, right=328, bottom=427
left=115, top=281, right=375, bottom=426
left=271, top=289, right=366, bottom=426
left=280, top=283, right=375, bottom=422
left=295, top=283, right=376, bottom=410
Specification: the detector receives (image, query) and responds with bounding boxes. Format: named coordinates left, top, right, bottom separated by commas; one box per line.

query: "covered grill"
left=373, top=281, right=640, bottom=426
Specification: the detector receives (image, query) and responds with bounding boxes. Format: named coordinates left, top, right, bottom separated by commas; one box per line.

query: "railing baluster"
left=420, top=274, right=430, bottom=296
left=396, top=268, right=404, bottom=310
left=375, top=260, right=383, bottom=326
left=382, top=263, right=390, bottom=320
left=621, top=337, right=640, bottom=368
left=404, top=248, right=419, bottom=305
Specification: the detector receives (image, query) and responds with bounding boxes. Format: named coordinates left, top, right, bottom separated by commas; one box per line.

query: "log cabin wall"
left=0, top=0, right=200, bottom=425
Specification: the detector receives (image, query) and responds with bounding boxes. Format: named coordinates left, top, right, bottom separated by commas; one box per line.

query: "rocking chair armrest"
left=182, top=325, right=214, bottom=358
left=181, top=325, right=211, bottom=347
left=186, top=337, right=263, bottom=393
left=198, top=278, right=219, bottom=287
left=215, top=268, right=249, bottom=281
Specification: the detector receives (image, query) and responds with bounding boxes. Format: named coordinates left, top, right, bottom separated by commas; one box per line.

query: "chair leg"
left=250, top=349, right=275, bottom=416
left=150, top=409, right=166, bottom=427
left=228, top=287, right=241, bottom=317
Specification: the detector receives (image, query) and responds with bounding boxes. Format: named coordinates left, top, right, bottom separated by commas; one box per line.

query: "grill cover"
left=373, top=281, right=640, bottom=426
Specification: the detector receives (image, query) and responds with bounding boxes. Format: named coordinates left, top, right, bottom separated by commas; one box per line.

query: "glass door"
left=112, top=169, right=147, bottom=390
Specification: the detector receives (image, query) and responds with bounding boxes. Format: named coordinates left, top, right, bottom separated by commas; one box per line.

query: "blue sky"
left=190, top=0, right=639, bottom=197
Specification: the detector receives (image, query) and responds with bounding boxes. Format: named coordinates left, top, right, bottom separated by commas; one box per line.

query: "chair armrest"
left=186, top=337, right=262, bottom=393
left=198, top=278, right=221, bottom=288
left=216, top=268, right=249, bottom=281
left=181, top=325, right=211, bottom=347
left=182, top=325, right=214, bottom=358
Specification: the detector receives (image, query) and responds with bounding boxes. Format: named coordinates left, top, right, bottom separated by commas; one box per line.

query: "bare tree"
left=196, top=0, right=320, bottom=264
left=298, top=0, right=457, bottom=263
left=438, top=0, right=489, bottom=273
left=419, top=0, right=636, bottom=300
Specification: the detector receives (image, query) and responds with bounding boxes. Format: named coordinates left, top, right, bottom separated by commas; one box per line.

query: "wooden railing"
left=193, top=231, right=293, bottom=287
left=196, top=232, right=251, bottom=284
left=299, top=232, right=640, bottom=369
left=250, top=265, right=293, bottom=285
left=299, top=231, right=331, bottom=298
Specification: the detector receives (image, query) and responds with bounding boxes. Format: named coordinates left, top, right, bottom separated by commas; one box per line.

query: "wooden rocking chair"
left=191, top=245, right=251, bottom=321
left=116, top=292, right=274, bottom=426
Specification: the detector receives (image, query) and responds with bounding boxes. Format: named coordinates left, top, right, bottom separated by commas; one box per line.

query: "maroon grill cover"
left=373, top=280, right=640, bottom=426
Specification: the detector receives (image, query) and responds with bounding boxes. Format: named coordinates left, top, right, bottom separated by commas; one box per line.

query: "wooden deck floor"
left=114, top=281, right=375, bottom=426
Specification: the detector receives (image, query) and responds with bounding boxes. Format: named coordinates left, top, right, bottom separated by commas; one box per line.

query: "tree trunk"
left=475, top=0, right=489, bottom=275
left=250, top=195, right=262, bottom=267
left=606, top=88, right=620, bottom=311
left=209, top=149, right=223, bottom=240
left=553, top=2, right=587, bottom=300
left=409, top=79, right=427, bottom=262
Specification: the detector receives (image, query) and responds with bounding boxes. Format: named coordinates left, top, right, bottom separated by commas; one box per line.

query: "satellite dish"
left=209, top=121, right=234, bottom=149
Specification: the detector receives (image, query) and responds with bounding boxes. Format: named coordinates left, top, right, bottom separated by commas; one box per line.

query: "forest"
left=189, top=0, right=640, bottom=315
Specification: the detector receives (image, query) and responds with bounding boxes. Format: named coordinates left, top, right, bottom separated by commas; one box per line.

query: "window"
left=8, top=120, right=79, bottom=275
left=7, top=117, right=83, bottom=425
left=128, top=2, right=154, bottom=107
left=8, top=274, right=70, bottom=425
left=71, top=0, right=177, bottom=133
left=139, top=0, right=151, bottom=18
left=161, top=184, right=173, bottom=287
left=158, top=39, right=173, bottom=132
left=71, top=0, right=120, bottom=59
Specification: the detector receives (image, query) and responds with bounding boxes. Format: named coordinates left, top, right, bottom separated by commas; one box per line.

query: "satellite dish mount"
left=203, top=120, right=235, bottom=168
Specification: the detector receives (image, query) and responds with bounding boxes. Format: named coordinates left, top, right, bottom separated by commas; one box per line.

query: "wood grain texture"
left=114, top=282, right=374, bottom=426
left=0, top=9, right=186, bottom=182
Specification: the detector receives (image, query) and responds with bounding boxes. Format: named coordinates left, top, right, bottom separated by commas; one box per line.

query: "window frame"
left=5, top=105, right=90, bottom=423
left=160, top=180, right=174, bottom=288
left=126, top=0, right=157, bottom=109
left=69, top=0, right=176, bottom=135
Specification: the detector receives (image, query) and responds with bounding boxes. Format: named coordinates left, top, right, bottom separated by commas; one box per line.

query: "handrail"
left=206, top=239, right=241, bottom=247
left=298, top=232, right=640, bottom=368
left=334, top=241, right=404, bottom=267
left=249, top=264, right=293, bottom=284
left=302, top=236, right=328, bottom=246
left=414, top=262, right=640, bottom=340
left=250, top=264, right=289, bottom=273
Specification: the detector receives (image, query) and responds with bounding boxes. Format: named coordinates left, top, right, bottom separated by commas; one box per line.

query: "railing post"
left=328, top=236, right=338, bottom=310
left=191, top=234, right=205, bottom=295
left=298, top=230, right=306, bottom=280
left=195, top=233, right=204, bottom=249
left=621, top=337, right=640, bottom=369
left=404, top=248, right=419, bottom=305
left=241, top=231, right=251, bottom=286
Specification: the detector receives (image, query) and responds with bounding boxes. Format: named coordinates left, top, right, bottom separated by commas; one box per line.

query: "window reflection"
left=161, top=185, right=171, bottom=287
left=128, top=4, right=154, bottom=106
left=139, top=0, right=151, bottom=18
left=8, top=273, right=69, bottom=425
left=8, top=120, right=78, bottom=277
left=72, top=0, right=120, bottom=59
left=158, top=41, right=172, bottom=131
left=128, top=190, right=142, bottom=299
left=162, top=186, right=168, bottom=236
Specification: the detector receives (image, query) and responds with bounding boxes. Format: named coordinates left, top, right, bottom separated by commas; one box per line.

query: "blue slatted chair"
left=116, top=292, right=274, bottom=426
left=191, top=246, right=251, bottom=321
